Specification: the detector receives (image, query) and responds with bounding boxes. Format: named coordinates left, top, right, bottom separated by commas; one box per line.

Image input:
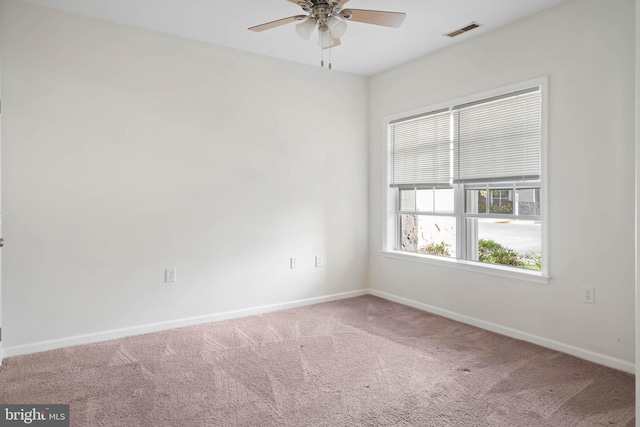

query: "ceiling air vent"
left=445, top=22, right=480, bottom=38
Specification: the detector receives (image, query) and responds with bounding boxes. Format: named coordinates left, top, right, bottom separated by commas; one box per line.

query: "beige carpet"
left=0, top=295, right=634, bottom=426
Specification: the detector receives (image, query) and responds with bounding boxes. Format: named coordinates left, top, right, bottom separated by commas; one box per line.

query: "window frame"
left=382, top=78, right=549, bottom=283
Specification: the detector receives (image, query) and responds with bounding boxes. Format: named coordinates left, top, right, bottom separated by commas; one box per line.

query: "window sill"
left=380, top=250, right=551, bottom=285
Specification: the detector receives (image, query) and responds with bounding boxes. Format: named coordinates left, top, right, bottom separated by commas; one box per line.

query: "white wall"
left=0, top=0, right=369, bottom=351
left=369, top=0, right=636, bottom=369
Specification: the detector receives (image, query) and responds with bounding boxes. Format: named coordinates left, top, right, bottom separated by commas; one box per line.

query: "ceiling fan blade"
left=344, top=9, right=406, bottom=28
left=339, top=0, right=350, bottom=4
left=248, top=16, right=302, bottom=32
left=323, top=37, right=341, bottom=50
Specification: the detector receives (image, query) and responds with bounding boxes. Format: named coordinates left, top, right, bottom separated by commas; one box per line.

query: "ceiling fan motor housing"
left=299, top=0, right=349, bottom=28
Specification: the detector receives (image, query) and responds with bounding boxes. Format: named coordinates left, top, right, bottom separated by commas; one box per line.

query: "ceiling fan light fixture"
left=296, top=18, right=316, bottom=40
left=327, top=16, right=347, bottom=38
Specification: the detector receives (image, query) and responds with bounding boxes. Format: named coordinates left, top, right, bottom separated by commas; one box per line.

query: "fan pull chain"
left=318, top=30, right=332, bottom=69
left=319, top=43, right=332, bottom=69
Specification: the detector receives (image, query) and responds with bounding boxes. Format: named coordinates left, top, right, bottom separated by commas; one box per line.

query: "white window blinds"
left=453, top=88, right=541, bottom=183
left=389, top=109, right=451, bottom=188
left=389, top=87, right=541, bottom=187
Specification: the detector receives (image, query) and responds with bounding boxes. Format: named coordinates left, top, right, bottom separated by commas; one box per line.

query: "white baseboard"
left=369, top=289, right=635, bottom=374
left=2, top=289, right=368, bottom=359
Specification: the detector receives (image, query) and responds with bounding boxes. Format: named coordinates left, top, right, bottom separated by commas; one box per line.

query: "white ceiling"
left=21, top=0, right=569, bottom=76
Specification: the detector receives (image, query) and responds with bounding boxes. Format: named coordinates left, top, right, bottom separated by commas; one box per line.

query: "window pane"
left=515, top=188, right=541, bottom=216
left=400, top=214, right=456, bottom=258
left=416, top=189, right=434, bottom=212
left=434, top=189, right=455, bottom=213
left=466, top=189, right=486, bottom=214
left=400, top=189, right=416, bottom=211
left=489, top=189, right=513, bottom=214
left=466, top=218, right=541, bottom=270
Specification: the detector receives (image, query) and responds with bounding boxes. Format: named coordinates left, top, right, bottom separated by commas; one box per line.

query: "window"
left=388, top=85, right=544, bottom=273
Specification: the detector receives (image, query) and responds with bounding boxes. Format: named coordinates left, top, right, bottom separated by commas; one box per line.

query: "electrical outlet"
left=290, top=258, right=297, bottom=269
left=165, top=268, right=177, bottom=283
left=315, top=256, right=323, bottom=267
left=581, top=286, right=595, bottom=304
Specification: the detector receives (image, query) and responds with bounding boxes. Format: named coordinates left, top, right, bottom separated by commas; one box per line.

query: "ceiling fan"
left=249, top=0, right=406, bottom=67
